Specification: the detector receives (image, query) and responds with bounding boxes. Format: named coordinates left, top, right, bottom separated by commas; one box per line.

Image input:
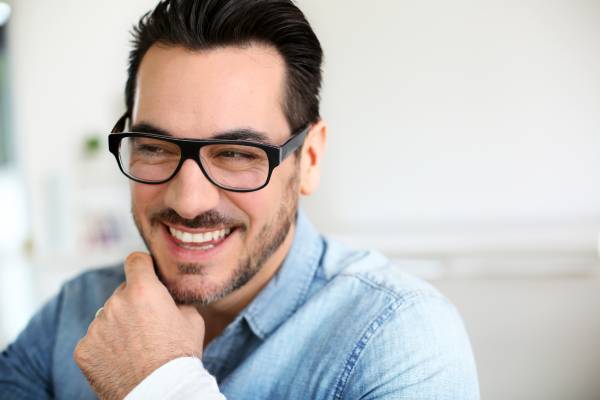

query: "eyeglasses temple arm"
left=111, top=112, right=129, bottom=133
left=280, top=126, right=310, bottom=162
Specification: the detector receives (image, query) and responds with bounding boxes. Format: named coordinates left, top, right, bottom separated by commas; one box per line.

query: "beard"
left=132, top=170, right=300, bottom=306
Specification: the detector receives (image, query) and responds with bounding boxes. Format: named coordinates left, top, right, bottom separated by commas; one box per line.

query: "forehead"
left=133, top=44, right=289, bottom=141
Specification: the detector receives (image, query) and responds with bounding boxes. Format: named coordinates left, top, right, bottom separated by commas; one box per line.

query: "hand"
left=74, top=252, right=205, bottom=400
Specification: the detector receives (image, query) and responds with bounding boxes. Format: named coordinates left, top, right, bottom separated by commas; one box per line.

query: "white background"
left=1, top=0, right=599, bottom=399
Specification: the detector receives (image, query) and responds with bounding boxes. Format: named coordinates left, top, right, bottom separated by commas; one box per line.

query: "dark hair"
left=126, top=0, right=323, bottom=132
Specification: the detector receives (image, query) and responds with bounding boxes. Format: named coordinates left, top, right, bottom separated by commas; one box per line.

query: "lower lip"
left=161, top=224, right=237, bottom=263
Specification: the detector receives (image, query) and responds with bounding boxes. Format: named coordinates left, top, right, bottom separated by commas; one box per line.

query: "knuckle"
left=126, top=281, right=148, bottom=298
left=86, top=319, right=97, bottom=334
left=112, top=282, right=126, bottom=296
left=104, top=294, right=120, bottom=310
left=73, top=339, right=87, bottom=363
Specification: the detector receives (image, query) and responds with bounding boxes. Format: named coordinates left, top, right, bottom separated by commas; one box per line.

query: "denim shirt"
left=1, top=211, right=479, bottom=399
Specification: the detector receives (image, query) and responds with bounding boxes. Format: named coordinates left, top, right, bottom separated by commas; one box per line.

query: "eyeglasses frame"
left=108, top=113, right=309, bottom=193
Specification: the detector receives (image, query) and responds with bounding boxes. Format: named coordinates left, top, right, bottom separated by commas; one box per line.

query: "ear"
left=299, top=120, right=327, bottom=196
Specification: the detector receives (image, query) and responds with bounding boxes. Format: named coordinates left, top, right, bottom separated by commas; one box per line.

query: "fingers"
left=124, top=252, right=157, bottom=285
left=112, top=282, right=126, bottom=296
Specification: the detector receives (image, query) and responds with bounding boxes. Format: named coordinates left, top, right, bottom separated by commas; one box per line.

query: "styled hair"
left=126, top=0, right=323, bottom=131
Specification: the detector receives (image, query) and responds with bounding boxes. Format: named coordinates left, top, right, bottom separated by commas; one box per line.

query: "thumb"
left=124, top=252, right=157, bottom=285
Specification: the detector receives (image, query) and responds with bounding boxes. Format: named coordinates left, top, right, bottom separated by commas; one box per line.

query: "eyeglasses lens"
left=119, top=137, right=269, bottom=190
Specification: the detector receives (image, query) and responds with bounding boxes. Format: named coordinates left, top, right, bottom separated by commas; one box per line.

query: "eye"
left=217, top=150, right=258, bottom=160
left=133, top=142, right=178, bottom=157
left=137, top=144, right=164, bottom=154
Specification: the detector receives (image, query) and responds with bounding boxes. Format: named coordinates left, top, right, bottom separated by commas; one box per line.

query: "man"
left=0, top=0, right=479, bottom=398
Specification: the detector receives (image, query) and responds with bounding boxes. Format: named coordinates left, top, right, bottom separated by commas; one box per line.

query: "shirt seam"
left=350, top=273, right=441, bottom=301
left=337, top=259, right=446, bottom=305
left=331, top=275, right=444, bottom=400
left=332, top=298, right=404, bottom=400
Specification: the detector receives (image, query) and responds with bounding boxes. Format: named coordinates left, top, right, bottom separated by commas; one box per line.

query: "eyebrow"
left=130, top=122, right=274, bottom=144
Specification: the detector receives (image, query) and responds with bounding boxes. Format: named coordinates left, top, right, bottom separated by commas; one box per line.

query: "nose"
left=163, top=159, right=220, bottom=220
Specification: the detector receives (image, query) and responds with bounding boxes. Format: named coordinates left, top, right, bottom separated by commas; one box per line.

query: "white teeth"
left=168, top=227, right=232, bottom=244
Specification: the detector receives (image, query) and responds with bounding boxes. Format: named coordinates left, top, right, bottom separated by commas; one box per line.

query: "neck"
left=197, top=222, right=297, bottom=346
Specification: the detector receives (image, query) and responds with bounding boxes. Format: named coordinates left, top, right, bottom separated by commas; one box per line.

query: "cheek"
left=226, top=172, right=288, bottom=224
left=226, top=191, right=269, bottom=223
left=131, top=183, right=165, bottom=219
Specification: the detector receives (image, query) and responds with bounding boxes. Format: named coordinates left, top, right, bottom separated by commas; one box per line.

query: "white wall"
left=303, top=0, right=600, bottom=231
left=437, top=274, right=600, bottom=400
left=3, top=1, right=600, bottom=399
left=7, top=0, right=155, bottom=260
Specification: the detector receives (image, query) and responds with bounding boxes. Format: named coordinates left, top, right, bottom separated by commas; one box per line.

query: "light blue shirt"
left=1, top=211, right=479, bottom=399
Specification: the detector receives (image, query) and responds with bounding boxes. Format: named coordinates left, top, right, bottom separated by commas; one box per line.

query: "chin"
left=164, top=274, right=226, bottom=305
left=153, top=253, right=257, bottom=305
left=154, top=266, right=222, bottom=305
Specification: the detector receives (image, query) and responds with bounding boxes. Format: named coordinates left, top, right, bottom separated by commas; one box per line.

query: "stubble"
left=132, top=170, right=300, bottom=305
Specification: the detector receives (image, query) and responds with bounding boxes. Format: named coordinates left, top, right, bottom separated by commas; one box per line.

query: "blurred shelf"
left=331, top=223, right=600, bottom=278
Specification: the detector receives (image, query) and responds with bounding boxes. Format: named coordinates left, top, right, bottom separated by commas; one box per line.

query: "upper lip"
left=162, top=222, right=236, bottom=234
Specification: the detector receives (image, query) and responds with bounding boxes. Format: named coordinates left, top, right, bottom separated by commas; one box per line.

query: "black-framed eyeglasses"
left=108, top=113, right=309, bottom=192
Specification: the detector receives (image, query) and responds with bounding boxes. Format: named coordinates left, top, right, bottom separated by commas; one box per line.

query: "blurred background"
left=0, top=0, right=599, bottom=399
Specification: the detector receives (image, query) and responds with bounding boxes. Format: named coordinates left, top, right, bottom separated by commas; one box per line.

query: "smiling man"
left=125, top=42, right=311, bottom=319
left=0, top=1, right=479, bottom=399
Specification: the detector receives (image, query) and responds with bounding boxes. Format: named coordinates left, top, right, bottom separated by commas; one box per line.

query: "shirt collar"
left=242, top=209, right=324, bottom=340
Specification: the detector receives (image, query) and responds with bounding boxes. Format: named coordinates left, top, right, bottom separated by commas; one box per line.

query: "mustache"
left=149, top=208, right=242, bottom=229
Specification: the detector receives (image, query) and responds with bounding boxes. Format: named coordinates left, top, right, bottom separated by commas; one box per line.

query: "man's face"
left=130, top=44, right=300, bottom=305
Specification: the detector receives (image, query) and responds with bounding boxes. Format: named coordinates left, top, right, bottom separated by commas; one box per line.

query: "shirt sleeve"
left=125, top=357, right=226, bottom=400
left=341, top=294, right=480, bottom=400
left=0, top=291, right=62, bottom=400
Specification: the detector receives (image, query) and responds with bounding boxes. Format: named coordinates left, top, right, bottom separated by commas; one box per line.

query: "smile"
left=167, top=226, right=233, bottom=251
